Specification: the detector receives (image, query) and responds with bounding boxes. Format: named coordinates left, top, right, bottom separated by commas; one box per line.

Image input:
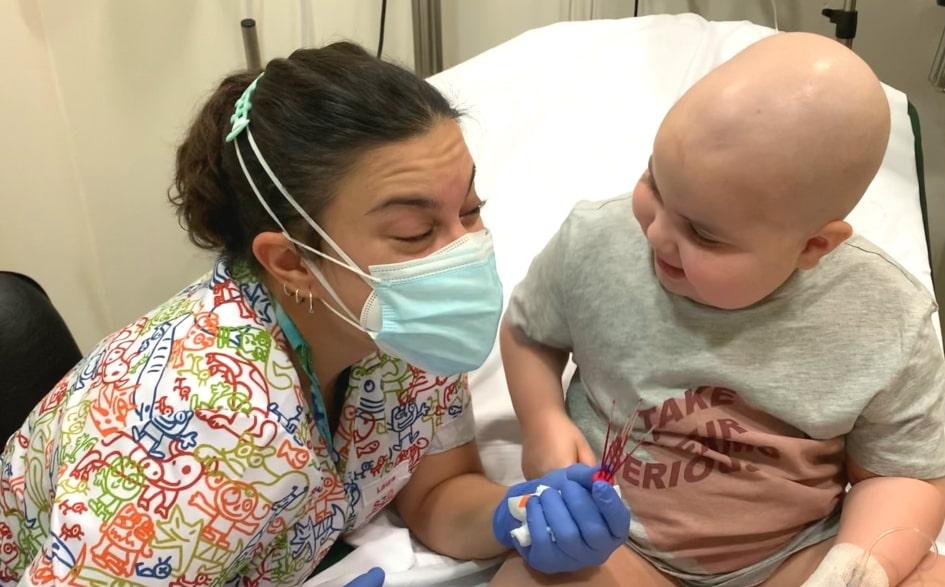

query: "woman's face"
left=312, top=119, right=485, bottom=322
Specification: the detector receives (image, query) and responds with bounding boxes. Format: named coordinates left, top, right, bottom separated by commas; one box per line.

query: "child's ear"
left=796, top=220, right=853, bottom=270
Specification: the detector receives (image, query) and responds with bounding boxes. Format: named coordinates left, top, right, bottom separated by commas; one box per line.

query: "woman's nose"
left=440, top=217, right=477, bottom=245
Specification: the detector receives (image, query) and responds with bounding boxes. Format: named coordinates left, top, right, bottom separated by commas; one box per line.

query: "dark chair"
left=0, top=272, right=81, bottom=443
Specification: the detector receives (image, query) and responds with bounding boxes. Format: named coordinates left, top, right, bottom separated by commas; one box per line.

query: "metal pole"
left=822, top=0, right=857, bottom=49
left=241, top=18, right=262, bottom=71
left=932, top=0, right=945, bottom=92
left=932, top=24, right=945, bottom=92
left=412, top=0, right=443, bottom=78
left=840, top=0, right=857, bottom=48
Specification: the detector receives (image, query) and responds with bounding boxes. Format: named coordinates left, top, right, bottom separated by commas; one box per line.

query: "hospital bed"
left=305, top=14, right=939, bottom=586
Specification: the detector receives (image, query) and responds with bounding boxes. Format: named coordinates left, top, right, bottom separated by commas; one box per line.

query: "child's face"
left=629, top=32, right=889, bottom=311
left=632, top=153, right=807, bottom=310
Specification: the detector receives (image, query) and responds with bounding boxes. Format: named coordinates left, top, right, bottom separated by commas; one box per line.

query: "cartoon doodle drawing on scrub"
left=169, top=571, right=212, bottom=587
left=194, top=407, right=278, bottom=451
left=195, top=536, right=244, bottom=578
left=394, top=437, right=429, bottom=472
left=309, top=473, right=347, bottom=528
left=312, top=503, right=346, bottom=545
left=60, top=402, right=96, bottom=465
left=269, top=402, right=303, bottom=438
left=54, top=475, right=91, bottom=521
left=358, top=379, right=385, bottom=421
left=270, top=484, right=307, bottom=519
left=178, top=354, right=212, bottom=388
left=35, top=378, right=69, bottom=418
left=343, top=476, right=363, bottom=509
left=91, top=502, right=156, bottom=578
left=217, top=325, right=272, bottom=365
left=343, top=378, right=384, bottom=459
left=203, top=351, right=270, bottom=412
left=348, top=460, right=374, bottom=482
left=403, top=365, right=446, bottom=405
left=136, top=319, right=176, bottom=372
left=16, top=517, right=44, bottom=573
left=72, top=346, right=105, bottom=394
left=389, top=401, right=430, bottom=451
left=188, top=474, right=269, bottom=550
left=133, top=319, right=191, bottom=434
left=194, top=434, right=272, bottom=480
left=170, top=312, right=219, bottom=370
left=57, top=524, right=83, bottom=544
left=427, top=375, right=465, bottom=428
left=136, top=555, right=173, bottom=579
left=288, top=516, right=318, bottom=561
left=72, top=433, right=126, bottom=480
left=89, top=348, right=138, bottom=438
left=74, top=433, right=204, bottom=519
left=151, top=505, right=204, bottom=578
left=133, top=409, right=198, bottom=459
left=147, top=296, right=198, bottom=332
left=173, top=377, right=192, bottom=403
left=276, top=438, right=309, bottom=469
left=135, top=442, right=204, bottom=518
left=0, top=531, right=21, bottom=583
left=212, top=277, right=255, bottom=320
left=89, top=456, right=145, bottom=521
left=28, top=533, right=86, bottom=586
left=227, top=266, right=273, bottom=325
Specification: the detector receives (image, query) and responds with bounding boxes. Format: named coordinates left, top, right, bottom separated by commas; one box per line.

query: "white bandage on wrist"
left=506, top=483, right=624, bottom=548
left=801, top=543, right=888, bottom=587
left=507, top=484, right=551, bottom=547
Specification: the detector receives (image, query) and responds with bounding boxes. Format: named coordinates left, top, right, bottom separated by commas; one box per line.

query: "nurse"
left=0, top=42, right=628, bottom=585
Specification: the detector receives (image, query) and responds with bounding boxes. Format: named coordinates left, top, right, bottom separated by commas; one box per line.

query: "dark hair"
left=169, top=42, right=460, bottom=265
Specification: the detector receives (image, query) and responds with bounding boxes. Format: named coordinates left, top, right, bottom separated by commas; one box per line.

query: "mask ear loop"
left=234, top=136, right=369, bottom=325
left=244, top=128, right=378, bottom=286
left=849, top=527, right=939, bottom=586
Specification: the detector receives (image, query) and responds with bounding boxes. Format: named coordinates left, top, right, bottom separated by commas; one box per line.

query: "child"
left=497, top=32, right=945, bottom=586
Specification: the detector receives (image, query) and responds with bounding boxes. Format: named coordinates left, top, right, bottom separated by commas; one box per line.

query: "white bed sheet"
left=305, top=14, right=938, bottom=586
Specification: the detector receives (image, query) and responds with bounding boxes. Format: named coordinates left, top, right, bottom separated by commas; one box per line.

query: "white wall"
left=2, top=0, right=413, bottom=351
left=1, top=0, right=109, bottom=351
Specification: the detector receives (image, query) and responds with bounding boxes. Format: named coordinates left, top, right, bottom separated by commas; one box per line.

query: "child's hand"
left=521, top=411, right=596, bottom=480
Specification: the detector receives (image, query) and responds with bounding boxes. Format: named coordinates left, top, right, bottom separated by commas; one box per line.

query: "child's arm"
left=804, top=460, right=945, bottom=586
left=501, top=316, right=596, bottom=479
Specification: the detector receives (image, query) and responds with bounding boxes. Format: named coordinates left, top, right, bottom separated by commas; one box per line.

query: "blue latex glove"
left=492, top=464, right=630, bottom=574
left=343, top=567, right=385, bottom=587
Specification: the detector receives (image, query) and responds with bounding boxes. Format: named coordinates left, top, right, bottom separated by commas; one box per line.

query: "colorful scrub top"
left=0, top=258, right=475, bottom=586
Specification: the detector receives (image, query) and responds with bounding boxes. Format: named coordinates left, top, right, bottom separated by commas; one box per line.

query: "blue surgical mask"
left=232, top=127, right=503, bottom=376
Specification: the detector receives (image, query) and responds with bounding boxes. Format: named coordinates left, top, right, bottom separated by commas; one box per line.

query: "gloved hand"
left=343, top=567, right=385, bottom=587
left=493, top=464, right=630, bottom=574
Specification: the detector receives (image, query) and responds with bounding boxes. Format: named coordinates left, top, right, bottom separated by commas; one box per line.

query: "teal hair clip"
left=225, top=73, right=263, bottom=143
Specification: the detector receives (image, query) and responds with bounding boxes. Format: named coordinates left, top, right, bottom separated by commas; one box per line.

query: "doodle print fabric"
left=0, top=258, right=474, bottom=586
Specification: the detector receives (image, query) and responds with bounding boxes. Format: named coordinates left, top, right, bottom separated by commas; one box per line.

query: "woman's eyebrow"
left=366, top=164, right=477, bottom=215
left=367, top=196, right=439, bottom=215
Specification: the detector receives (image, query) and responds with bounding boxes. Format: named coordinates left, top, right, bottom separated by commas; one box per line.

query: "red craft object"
left=592, top=400, right=654, bottom=484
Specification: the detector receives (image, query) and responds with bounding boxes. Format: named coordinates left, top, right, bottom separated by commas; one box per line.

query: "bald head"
left=656, top=32, right=890, bottom=233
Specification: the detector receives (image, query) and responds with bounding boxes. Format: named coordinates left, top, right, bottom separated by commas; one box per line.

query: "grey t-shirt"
left=506, top=195, right=945, bottom=580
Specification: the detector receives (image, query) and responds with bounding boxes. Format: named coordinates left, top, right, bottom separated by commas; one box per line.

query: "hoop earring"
left=308, top=290, right=315, bottom=314
left=283, top=283, right=291, bottom=296
left=294, top=289, right=302, bottom=304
